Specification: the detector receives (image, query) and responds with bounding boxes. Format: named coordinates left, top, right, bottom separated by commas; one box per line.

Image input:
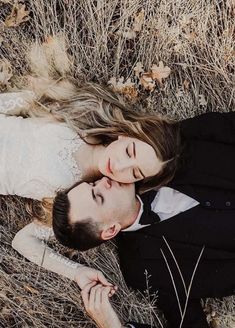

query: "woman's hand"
left=75, top=266, right=117, bottom=293
left=81, top=282, right=123, bottom=328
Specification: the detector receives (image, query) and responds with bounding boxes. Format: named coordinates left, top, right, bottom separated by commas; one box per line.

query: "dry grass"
left=0, top=196, right=162, bottom=327
left=0, top=0, right=234, bottom=327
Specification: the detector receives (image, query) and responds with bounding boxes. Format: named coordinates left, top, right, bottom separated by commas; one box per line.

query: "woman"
left=4, top=82, right=179, bottom=282
left=0, top=84, right=179, bottom=199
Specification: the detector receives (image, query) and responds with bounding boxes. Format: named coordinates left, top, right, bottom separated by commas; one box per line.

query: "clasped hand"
left=75, top=266, right=124, bottom=328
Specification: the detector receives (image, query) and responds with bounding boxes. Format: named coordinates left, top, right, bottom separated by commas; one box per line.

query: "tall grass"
left=0, top=0, right=234, bottom=327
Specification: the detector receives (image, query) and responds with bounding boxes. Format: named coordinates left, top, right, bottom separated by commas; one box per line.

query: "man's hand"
left=75, top=266, right=117, bottom=292
left=82, top=282, right=124, bottom=328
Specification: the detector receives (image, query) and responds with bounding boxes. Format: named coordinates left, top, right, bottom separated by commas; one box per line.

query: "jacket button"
left=205, top=201, right=211, bottom=207
left=226, top=201, right=231, bottom=207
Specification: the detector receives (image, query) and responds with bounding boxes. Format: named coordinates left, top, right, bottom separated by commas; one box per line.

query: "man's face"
left=68, top=177, right=137, bottom=228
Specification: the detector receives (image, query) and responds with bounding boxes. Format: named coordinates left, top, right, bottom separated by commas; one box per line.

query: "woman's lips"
left=107, top=158, right=113, bottom=174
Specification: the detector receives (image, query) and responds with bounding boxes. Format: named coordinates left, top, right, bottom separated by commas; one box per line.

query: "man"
left=52, top=172, right=235, bottom=328
left=53, top=112, right=235, bottom=327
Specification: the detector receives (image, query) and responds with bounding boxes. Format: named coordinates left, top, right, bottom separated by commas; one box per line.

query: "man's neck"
left=122, top=197, right=141, bottom=230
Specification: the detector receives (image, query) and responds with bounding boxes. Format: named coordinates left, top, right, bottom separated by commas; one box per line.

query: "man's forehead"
left=68, top=181, right=88, bottom=197
left=68, top=182, right=91, bottom=223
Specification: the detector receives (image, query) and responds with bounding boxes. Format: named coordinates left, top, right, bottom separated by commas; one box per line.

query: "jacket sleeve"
left=180, top=112, right=235, bottom=144
left=128, top=297, right=209, bottom=328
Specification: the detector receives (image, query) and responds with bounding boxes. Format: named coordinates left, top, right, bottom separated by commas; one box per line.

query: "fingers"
left=94, top=285, right=102, bottom=309
left=97, top=272, right=118, bottom=297
left=89, top=284, right=101, bottom=306
left=101, top=286, right=111, bottom=303
left=81, top=281, right=97, bottom=308
left=108, top=284, right=118, bottom=297
left=97, top=271, right=113, bottom=287
left=86, top=284, right=104, bottom=317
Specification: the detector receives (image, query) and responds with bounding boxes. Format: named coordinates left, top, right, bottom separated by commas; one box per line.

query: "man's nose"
left=98, top=176, right=112, bottom=189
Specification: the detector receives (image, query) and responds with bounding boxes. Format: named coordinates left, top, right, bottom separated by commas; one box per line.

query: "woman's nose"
left=113, top=159, right=131, bottom=172
left=99, top=176, right=112, bottom=189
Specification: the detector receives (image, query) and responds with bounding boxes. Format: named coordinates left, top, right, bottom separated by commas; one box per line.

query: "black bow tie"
left=139, top=190, right=160, bottom=225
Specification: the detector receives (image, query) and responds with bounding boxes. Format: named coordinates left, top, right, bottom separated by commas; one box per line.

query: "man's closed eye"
left=96, top=193, right=104, bottom=204
left=92, top=188, right=104, bottom=205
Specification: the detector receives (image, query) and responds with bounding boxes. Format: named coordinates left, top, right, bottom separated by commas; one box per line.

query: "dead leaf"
left=24, top=284, right=39, bottom=295
left=121, top=85, right=138, bottom=101
left=4, top=3, right=30, bottom=28
left=108, top=77, right=138, bottom=101
left=133, top=61, right=144, bottom=78
left=151, top=61, right=171, bottom=85
left=0, top=60, right=12, bottom=87
left=183, top=79, right=190, bottom=91
left=139, top=73, right=155, bottom=91
left=133, top=9, right=145, bottom=32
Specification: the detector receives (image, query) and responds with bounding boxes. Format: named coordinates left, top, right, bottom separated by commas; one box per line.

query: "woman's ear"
left=101, top=223, right=121, bottom=241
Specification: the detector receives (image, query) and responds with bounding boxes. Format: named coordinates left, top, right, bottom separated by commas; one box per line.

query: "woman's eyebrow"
left=133, top=142, right=145, bottom=178
left=133, top=142, right=136, bottom=157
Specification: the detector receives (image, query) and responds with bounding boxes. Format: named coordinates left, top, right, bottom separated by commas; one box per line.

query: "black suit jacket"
left=118, top=208, right=235, bottom=328
left=117, top=112, right=235, bottom=328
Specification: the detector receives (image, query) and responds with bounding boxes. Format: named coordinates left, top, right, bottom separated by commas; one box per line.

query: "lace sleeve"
left=0, top=91, right=36, bottom=115
left=12, top=222, right=84, bottom=280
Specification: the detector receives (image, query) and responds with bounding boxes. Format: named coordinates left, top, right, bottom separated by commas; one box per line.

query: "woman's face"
left=98, top=136, right=163, bottom=183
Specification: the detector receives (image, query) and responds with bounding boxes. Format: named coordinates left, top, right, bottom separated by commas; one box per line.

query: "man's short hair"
left=52, top=188, right=104, bottom=251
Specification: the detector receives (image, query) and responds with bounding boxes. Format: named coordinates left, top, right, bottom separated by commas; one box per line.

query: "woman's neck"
left=74, top=143, right=105, bottom=179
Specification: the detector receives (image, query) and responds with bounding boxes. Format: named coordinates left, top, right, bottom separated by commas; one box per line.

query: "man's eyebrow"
left=91, top=188, right=96, bottom=202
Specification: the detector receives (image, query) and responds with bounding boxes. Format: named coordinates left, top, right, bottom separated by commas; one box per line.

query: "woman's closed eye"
left=133, top=169, right=141, bottom=180
left=133, top=168, right=144, bottom=180
left=126, top=146, right=131, bottom=158
left=126, top=142, right=135, bottom=158
left=97, top=193, right=104, bottom=204
left=92, top=189, right=104, bottom=205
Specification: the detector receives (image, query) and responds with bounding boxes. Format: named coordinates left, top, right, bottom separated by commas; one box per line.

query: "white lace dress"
left=0, top=91, right=83, bottom=200
left=1, top=91, right=85, bottom=279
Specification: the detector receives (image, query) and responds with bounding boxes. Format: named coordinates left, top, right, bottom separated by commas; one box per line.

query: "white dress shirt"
left=123, top=187, right=199, bottom=232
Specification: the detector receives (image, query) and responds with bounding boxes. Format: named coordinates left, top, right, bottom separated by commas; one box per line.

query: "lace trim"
left=57, top=135, right=84, bottom=181
left=33, top=225, right=80, bottom=270
left=0, top=91, right=35, bottom=113
left=33, top=225, right=54, bottom=241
